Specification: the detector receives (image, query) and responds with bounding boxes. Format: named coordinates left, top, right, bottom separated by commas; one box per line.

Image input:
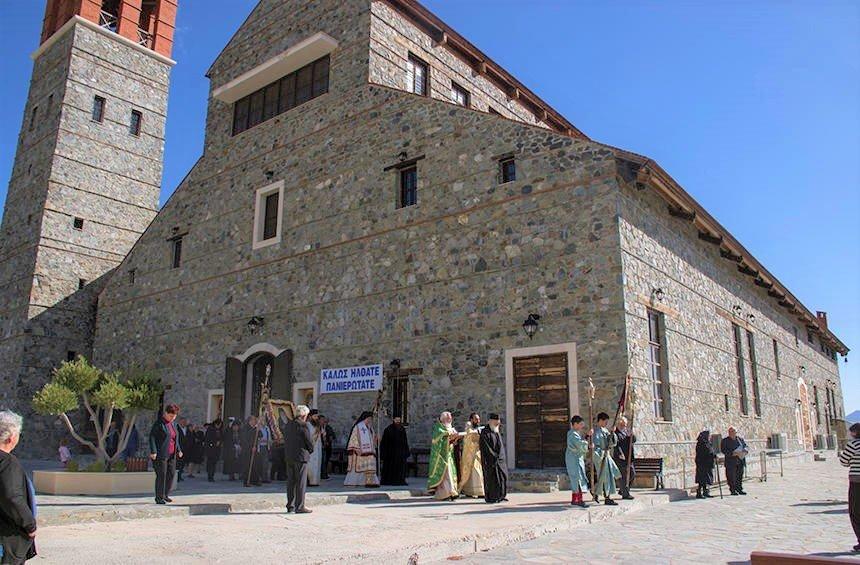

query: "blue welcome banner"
left=320, top=363, right=383, bottom=394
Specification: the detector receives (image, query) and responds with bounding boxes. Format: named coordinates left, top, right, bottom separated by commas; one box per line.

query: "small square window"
left=67, top=351, right=77, bottom=362
left=92, top=95, right=106, bottom=123
left=78, top=278, right=87, bottom=290
left=452, top=82, right=470, bottom=107
left=73, top=217, right=84, bottom=230
left=399, top=166, right=418, bottom=208
left=128, top=269, right=136, bottom=285
left=499, top=157, right=516, bottom=183
left=129, top=110, right=142, bottom=136
left=172, top=237, right=183, bottom=268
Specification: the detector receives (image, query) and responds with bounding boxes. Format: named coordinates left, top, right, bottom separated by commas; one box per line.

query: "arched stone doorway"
left=224, top=343, right=293, bottom=422
left=797, top=379, right=814, bottom=451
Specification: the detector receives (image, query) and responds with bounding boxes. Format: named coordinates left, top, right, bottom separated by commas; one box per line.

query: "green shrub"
left=65, top=460, right=79, bottom=472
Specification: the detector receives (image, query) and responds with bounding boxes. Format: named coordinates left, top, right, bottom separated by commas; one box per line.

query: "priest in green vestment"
left=428, top=411, right=461, bottom=500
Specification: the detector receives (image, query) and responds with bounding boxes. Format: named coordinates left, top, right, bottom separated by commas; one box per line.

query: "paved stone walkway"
left=29, top=458, right=858, bottom=564
left=457, top=458, right=859, bottom=564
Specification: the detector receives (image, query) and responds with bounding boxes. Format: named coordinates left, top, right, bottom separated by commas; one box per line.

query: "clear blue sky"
left=1, top=1, right=858, bottom=413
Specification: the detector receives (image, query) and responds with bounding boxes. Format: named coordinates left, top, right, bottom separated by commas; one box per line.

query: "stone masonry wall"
left=617, top=175, right=845, bottom=485
left=369, top=1, right=550, bottom=129
left=0, top=21, right=170, bottom=454
left=94, top=75, right=629, bottom=448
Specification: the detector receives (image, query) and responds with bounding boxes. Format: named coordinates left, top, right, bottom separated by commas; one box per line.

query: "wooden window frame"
left=231, top=55, right=330, bottom=136
left=451, top=82, right=470, bottom=107
left=647, top=309, right=672, bottom=421
left=499, top=156, right=516, bottom=184
left=398, top=165, right=418, bottom=208
left=171, top=237, right=183, bottom=269
left=92, top=95, right=106, bottom=123
left=747, top=330, right=761, bottom=416
left=733, top=324, right=749, bottom=415
left=252, top=180, right=284, bottom=249
left=129, top=109, right=143, bottom=136
left=406, top=53, right=429, bottom=96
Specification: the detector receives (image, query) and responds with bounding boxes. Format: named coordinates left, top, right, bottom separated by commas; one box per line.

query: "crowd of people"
left=0, top=403, right=855, bottom=562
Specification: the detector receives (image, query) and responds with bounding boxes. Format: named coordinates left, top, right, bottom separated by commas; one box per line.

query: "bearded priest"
left=479, top=413, right=508, bottom=504
left=428, top=411, right=461, bottom=500
left=344, top=411, right=380, bottom=488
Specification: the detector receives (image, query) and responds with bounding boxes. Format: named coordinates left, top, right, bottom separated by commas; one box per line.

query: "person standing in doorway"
left=839, top=422, right=860, bottom=553
left=320, top=415, right=335, bottom=480
left=148, top=404, right=183, bottom=504
left=175, top=417, right=189, bottom=482
left=720, top=427, right=748, bottom=495
left=0, top=410, right=37, bottom=564
left=203, top=419, right=223, bottom=482
left=284, top=405, right=314, bottom=514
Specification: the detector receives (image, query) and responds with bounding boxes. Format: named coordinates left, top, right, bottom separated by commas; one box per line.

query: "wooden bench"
left=631, top=457, right=664, bottom=490
left=407, top=448, right=430, bottom=477
left=751, top=551, right=858, bottom=564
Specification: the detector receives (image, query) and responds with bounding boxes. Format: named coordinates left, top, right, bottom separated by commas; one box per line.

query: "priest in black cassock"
left=479, top=413, right=508, bottom=504
left=380, top=416, right=410, bottom=486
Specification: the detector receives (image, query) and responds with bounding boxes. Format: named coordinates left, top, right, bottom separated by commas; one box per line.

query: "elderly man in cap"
left=720, top=426, right=748, bottom=496
left=283, top=405, right=314, bottom=513
left=479, top=413, right=508, bottom=504
left=0, top=410, right=37, bottom=563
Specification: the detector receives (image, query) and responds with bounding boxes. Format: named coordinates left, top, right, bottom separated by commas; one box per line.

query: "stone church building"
left=1, top=0, right=849, bottom=475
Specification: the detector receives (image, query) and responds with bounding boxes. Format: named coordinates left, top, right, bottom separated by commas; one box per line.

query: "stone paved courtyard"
left=28, top=457, right=858, bottom=564
left=459, top=457, right=859, bottom=564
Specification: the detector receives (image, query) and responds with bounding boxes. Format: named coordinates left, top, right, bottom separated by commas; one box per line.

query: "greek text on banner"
left=320, top=364, right=383, bottom=394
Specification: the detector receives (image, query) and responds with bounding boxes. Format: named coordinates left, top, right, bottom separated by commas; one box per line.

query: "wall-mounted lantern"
left=247, top=316, right=265, bottom=336
left=522, top=313, right=541, bottom=340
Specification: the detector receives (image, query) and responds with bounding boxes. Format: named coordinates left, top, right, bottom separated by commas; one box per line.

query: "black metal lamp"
left=652, top=287, right=665, bottom=302
left=390, top=359, right=401, bottom=373
left=522, top=314, right=541, bottom=340
left=247, top=316, right=264, bottom=335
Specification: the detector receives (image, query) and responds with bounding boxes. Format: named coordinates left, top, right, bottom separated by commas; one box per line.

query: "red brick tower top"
left=40, top=0, right=177, bottom=58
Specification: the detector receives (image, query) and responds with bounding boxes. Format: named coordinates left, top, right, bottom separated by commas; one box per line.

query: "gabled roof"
left=610, top=146, right=849, bottom=355
left=382, top=0, right=588, bottom=140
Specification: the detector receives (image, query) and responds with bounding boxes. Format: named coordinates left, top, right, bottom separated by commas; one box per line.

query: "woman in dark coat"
left=695, top=430, right=716, bottom=499
left=222, top=420, right=243, bottom=481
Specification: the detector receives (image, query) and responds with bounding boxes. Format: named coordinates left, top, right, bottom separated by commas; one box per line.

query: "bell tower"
left=0, top=0, right=177, bottom=451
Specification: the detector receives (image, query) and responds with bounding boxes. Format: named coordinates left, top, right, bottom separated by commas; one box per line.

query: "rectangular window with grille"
left=647, top=309, right=671, bottom=421
left=733, top=324, right=749, bottom=415
left=231, top=55, right=330, bottom=135
left=392, top=375, right=409, bottom=424
left=747, top=330, right=761, bottom=416
left=406, top=54, right=428, bottom=96
left=171, top=237, right=182, bottom=269
left=129, top=110, right=142, bottom=136
left=772, top=338, right=781, bottom=380
left=499, top=157, right=516, bottom=183
left=399, top=166, right=418, bottom=208
left=452, top=82, right=469, bottom=107
left=92, top=95, right=106, bottom=123
left=128, top=269, right=136, bottom=285
left=262, top=191, right=279, bottom=241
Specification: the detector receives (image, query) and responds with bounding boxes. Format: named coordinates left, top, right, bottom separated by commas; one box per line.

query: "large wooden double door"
left=514, top=353, right=571, bottom=468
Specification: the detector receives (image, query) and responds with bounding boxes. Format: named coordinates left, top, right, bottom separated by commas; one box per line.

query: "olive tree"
left=33, top=356, right=162, bottom=466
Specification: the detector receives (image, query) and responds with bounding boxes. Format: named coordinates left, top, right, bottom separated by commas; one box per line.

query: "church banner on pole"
left=320, top=363, right=383, bottom=394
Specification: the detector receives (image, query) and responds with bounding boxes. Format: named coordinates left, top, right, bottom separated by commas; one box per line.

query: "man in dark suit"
left=720, top=426, right=748, bottom=496
left=284, top=405, right=314, bottom=514
left=613, top=416, right=636, bottom=500
left=148, top=404, right=183, bottom=504
left=0, top=410, right=37, bottom=564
